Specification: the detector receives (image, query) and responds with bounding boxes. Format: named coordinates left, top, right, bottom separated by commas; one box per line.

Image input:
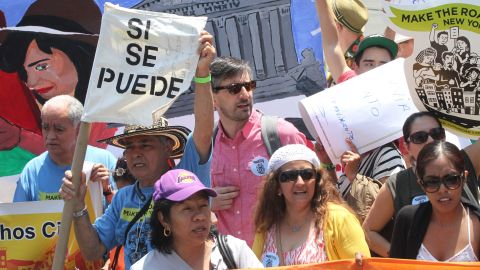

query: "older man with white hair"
left=13, top=95, right=116, bottom=202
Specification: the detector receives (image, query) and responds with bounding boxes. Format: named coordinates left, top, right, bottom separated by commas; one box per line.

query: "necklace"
left=285, top=216, right=311, bottom=233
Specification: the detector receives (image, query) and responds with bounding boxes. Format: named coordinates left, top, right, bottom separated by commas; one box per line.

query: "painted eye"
left=35, top=63, right=48, bottom=71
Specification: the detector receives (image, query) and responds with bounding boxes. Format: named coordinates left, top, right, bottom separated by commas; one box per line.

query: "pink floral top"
left=261, top=224, right=327, bottom=266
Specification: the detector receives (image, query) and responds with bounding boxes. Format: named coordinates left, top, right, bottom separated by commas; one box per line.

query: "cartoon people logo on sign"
left=383, top=0, right=480, bottom=138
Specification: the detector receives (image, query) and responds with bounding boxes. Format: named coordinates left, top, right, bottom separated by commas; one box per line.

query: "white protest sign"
left=299, top=58, right=417, bottom=164
left=82, top=3, right=206, bottom=126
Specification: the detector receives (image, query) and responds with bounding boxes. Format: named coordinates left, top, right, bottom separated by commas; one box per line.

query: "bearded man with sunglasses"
left=209, top=56, right=310, bottom=246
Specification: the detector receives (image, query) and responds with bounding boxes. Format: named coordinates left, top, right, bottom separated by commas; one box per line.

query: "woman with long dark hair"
left=363, top=112, right=480, bottom=257
left=253, top=144, right=369, bottom=267
left=390, top=141, right=480, bottom=261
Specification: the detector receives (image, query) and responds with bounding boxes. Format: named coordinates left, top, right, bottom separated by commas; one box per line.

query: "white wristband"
left=72, top=207, right=88, bottom=218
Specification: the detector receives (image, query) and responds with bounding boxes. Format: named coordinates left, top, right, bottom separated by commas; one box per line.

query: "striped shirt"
left=338, top=143, right=405, bottom=196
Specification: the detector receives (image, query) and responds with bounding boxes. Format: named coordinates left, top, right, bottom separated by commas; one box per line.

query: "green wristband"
left=320, top=163, right=336, bottom=171
left=193, top=74, right=211, bottom=84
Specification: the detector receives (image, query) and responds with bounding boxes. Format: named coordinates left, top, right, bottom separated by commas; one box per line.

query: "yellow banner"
left=0, top=185, right=104, bottom=269
left=389, top=3, right=480, bottom=34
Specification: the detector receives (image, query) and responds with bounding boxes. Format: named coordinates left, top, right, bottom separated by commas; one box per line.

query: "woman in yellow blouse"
left=252, top=144, right=369, bottom=267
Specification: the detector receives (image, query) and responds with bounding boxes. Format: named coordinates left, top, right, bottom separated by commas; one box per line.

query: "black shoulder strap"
left=215, top=232, right=237, bottom=269
left=111, top=196, right=152, bottom=269
left=213, top=122, right=219, bottom=147
left=261, top=115, right=281, bottom=157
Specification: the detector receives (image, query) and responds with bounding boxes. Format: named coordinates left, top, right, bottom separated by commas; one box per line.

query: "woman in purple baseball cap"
left=130, top=169, right=263, bottom=269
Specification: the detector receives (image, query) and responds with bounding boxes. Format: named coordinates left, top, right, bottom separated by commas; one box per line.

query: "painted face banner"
left=82, top=3, right=206, bottom=126
left=383, top=0, right=480, bottom=138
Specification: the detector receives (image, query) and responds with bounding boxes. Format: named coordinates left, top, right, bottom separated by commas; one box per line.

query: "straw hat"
left=0, top=0, right=101, bottom=46
left=99, top=116, right=191, bottom=159
left=332, top=0, right=369, bottom=34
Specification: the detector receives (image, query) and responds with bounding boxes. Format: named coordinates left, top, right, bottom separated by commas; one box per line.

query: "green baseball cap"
left=355, top=34, right=398, bottom=59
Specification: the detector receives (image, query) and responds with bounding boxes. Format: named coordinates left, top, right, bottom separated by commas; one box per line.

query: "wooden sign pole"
left=52, top=121, right=91, bottom=269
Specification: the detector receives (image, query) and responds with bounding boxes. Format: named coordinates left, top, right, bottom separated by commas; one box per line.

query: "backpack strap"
left=215, top=114, right=281, bottom=157
left=110, top=196, right=152, bottom=269
left=215, top=231, right=237, bottom=269
left=213, top=122, right=219, bottom=147
left=261, top=115, right=281, bottom=157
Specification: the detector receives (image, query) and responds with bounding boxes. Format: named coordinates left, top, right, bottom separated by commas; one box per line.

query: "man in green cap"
left=316, top=0, right=398, bottom=84
left=315, top=0, right=406, bottom=223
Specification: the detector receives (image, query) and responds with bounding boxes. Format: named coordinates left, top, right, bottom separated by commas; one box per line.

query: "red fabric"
left=89, top=122, right=118, bottom=149
left=337, top=70, right=357, bottom=84
left=0, top=71, right=41, bottom=134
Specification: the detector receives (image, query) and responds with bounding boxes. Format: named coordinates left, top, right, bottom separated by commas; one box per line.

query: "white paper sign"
left=82, top=3, right=207, bottom=126
left=299, top=59, right=418, bottom=164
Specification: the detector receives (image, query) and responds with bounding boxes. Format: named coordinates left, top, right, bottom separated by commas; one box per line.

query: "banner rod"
left=52, top=121, right=91, bottom=269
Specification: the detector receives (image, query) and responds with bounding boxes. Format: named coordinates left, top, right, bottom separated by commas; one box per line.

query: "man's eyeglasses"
left=407, top=127, right=446, bottom=144
left=213, top=80, right=256, bottom=95
left=278, top=168, right=316, bottom=183
left=419, top=173, right=463, bottom=193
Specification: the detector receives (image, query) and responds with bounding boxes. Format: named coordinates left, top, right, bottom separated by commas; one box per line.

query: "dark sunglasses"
left=407, top=127, right=445, bottom=144
left=278, top=168, right=316, bottom=183
left=213, top=80, right=256, bottom=95
left=419, top=173, right=463, bottom=193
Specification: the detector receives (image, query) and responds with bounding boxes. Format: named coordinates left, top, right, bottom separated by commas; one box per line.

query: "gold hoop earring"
left=163, top=227, right=171, bottom=237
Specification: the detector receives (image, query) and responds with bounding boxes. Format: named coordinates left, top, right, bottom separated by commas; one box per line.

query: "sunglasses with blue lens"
left=278, top=168, right=316, bottom=183
left=213, top=80, right=256, bottom=95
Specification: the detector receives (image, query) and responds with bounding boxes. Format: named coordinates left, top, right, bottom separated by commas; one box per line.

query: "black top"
left=390, top=202, right=480, bottom=259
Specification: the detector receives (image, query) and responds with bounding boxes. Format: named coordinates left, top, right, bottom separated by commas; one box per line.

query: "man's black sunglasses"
left=278, top=168, right=316, bottom=183
left=419, top=173, right=463, bottom=193
left=213, top=81, right=256, bottom=95
left=407, top=127, right=445, bottom=144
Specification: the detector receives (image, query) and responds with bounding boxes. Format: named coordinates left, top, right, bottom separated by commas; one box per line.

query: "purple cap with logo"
left=153, top=169, right=217, bottom=202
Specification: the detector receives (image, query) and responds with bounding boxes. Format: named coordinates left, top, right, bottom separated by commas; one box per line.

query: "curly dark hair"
left=0, top=32, right=96, bottom=104
left=254, top=165, right=348, bottom=234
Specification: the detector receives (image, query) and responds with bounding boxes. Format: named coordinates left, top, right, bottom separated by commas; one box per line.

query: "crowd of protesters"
left=1, top=0, right=479, bottom=269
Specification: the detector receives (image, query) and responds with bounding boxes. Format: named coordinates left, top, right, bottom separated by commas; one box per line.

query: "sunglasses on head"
left=407, top=127, right=445, bottom=144
left=213, top=80, right=256, bottom=95
left=278, top=168, right=316, bottom=183
left=419, top=173, right=463, bottom=193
